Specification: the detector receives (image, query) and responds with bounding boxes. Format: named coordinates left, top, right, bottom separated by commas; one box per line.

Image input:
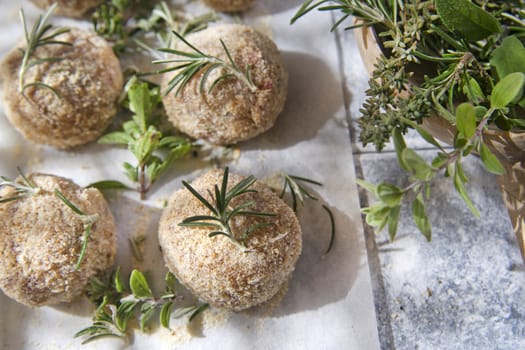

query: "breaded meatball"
left=0, top=28, right=123, bottom=149
left=161, top=24, right=288, bottom=145
left=30, top=0, right=103, bottom=18
left=158, top=169, right=302, bottom=311
left=203, top=0, right=255, bottom=12
left=0, top=174, right=117, bottom=307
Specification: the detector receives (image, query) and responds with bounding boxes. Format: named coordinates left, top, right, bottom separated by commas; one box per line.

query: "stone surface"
left=335, top=18, right=525, bottom=350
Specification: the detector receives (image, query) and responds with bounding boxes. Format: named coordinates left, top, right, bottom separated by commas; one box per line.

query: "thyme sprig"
left=179, top=167, right=276, bottom=249
left=153, top=30, right=258, bottom=96
left=18, top=4, right=71, bottom=97
left=99, top=77, right=193, bottom=199
left=76, top=268, right=208, bottom=344
left=55, top=189, right=100, bottom=270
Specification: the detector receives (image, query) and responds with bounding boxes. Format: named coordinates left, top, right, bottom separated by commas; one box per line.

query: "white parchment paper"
left=0, top=1, right=380, bottom=349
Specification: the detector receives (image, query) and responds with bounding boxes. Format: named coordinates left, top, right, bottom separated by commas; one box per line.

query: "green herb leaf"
left=453, top=164, right=480, bottom=218
left=435, top=0, right=501, bottom=42
left=401, top=149, right=434, bottom=181
left=377, top=183, right=403, bottom=207
left=388, top=205, right=401, bottom=242
left=491, top=72, right=525, bottom=108
left=479, top=143, right=505, bottom=175
left=98, top=131, right=133, bottom=145
left=490, top=36, right=525, bottom=79
left=356, top=179, right=378, bottom=195
left=129, top=270, right=153, bottom=299
left=363, top=203, right=390, bottom=230
left=87, top=180, right=131, bottom=191
left=455, top=102, right=477, bottom=139
left=160, top=302, right=174, bottom=328
left=393, top=128, right=409, bottom=171
left=412, top=195, right=431, bottom=241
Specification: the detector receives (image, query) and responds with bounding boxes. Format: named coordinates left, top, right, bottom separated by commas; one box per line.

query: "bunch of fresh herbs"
left=76, top=268, right=208, bottom=344
left=292, top=0, right=525, bottom=240
left=98, top=77, right=193, bottom=199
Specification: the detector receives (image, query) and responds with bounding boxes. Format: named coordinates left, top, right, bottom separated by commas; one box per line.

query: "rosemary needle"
left=18, top=3, right=71, bottom=97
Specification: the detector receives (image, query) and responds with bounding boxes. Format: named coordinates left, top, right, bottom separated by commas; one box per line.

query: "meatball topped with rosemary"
left=0, top=28, right=123, bottom=149
left=158, top=168, right=302, bottom=311
left=203, top=0, right=255, bottom=12
left=0, top=173, right=117, bottom=307
left=161, top=24, right=288, bottom=145
left=30, top=0, right=103, bottom=18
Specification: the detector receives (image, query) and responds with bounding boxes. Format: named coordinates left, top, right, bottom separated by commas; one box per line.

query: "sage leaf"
left=455, top=102, right=477, bottom=139
left=401, top=148, right=434, bottom=181
left=435, top=0, right=501, bottom=42
left=393, top=128, right=409, bottom=171
left=415, top=125, right=443, bottom=150
left=129, top=270, right=153, bottom=299
left=388, top=205, right=401, bottom=242
left=160, top=302, right=174, bottom=329
left=377, top=183, right=404, bottom=207
left=139, top=303, right=156, bottom=332
left=491, top=72, right=525, bottom=108
left=479, top=143, right=505, bottom=175
left=356, top=179, right=378, bottom=195
left=98, top=131, right=132, bottom=145
left=87, top=180, right=131, bottom=191
left=490, top=36, right=525, bottom=79
left=453, top=165, right=480, bottom=217
left=412, top=195, right=431, bottom=241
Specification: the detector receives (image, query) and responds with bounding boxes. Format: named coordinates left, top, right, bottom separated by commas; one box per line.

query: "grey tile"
left=357, top=150, right=525, bottom=349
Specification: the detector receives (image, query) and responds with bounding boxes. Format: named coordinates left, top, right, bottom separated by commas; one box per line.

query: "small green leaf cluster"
left=93, top=0, right=216, bottom=55
left=179, top=167, right=276, bottom=249
left=99, top=77, right=193, bottom=199
left=153, top=31, right=258, bottom=97
left=76, top=268, right=208, bottom=344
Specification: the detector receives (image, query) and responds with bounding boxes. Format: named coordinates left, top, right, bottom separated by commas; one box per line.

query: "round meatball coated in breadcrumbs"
left=0, top=28, right=123, bottom=149
left=203, top=0, right=255, bottom=12
left=162, top=24, right=288, bottom=145
left=30, top=0, right=103, bottom=18
left=0, top=174, right=116, bottom=307
left=158, top=169, right=302, bottom=311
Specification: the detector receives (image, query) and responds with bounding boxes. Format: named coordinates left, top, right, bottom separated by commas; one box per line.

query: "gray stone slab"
left=356, top=150, right=525, bottom=350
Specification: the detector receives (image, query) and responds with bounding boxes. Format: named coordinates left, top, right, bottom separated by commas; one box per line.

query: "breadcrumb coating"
left=0, top=28, right=123, bottom=149
left=203, top=0, right=255, bottom=12
left=0, top=174, right=117, bottom=307
left=30, top=0, right=103, bottom=18
left=158, top=169, right=302, bottom=311
left=162, top=24, right=288, bottom=145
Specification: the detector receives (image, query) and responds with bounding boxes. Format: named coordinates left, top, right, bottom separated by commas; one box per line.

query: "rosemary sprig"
left=153, top=30, right=257, bottom=96
left=0, top=170, right=38, bottom=203
left=76, top=268, right=208, bottom=344
left=55, top=189, right=100, bottom=270
left=18, top=4, right=71, bottom=96
left=275, top=174, right=336, bottom=255
left=99, top=77, right=193, bottom=199
left=1, top=170, right=99, bottom=269
left=179, top=167, right=276, bottom=249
